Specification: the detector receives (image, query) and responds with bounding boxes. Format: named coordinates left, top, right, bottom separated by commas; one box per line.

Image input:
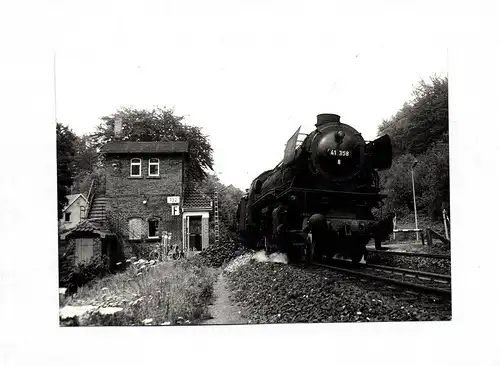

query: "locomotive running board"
left=276, top=187, right=387, bottom=200
left=249, top=186, right=386, bottom=209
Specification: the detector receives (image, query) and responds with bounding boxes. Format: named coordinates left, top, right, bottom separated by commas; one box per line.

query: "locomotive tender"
left=236, top=113, right=393, bottom=263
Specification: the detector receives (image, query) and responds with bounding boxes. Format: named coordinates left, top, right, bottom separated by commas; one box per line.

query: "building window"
left=148, top=218, right=159, bottom=238
left=65, top=212, right=71, bottom=222
left=149, top=158, right=159, bottom=176
left=130, top=158, right=141, bottom=177
left=128, top=218, right=143, bottom=240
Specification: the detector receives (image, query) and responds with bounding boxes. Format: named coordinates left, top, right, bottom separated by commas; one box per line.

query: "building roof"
left=183, top=190, right=213, bottom=209
left=101, top=141, right=189, bottom=154
left=60, top=219, right=111, bottom=240
left=63, top=194, right=88, bottom=212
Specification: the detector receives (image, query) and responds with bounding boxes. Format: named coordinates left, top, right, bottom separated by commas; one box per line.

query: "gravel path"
left=202, top=272, right=247, bottom=325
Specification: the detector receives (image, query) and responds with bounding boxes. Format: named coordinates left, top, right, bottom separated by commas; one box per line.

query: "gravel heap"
left=195, top=241, right=249, bottom=267
left=226, top=260, right=451, bottom=324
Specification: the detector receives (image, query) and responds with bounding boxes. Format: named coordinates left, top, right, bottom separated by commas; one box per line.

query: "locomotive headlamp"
left=334, top=130, right=345, bottom=143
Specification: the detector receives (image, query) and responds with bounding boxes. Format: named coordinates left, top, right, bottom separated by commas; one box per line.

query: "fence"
left=391, top=209, right=450, bottom=246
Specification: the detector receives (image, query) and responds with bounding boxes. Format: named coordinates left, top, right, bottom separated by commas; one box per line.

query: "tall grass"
left=62, top=259, right=218, bottom=326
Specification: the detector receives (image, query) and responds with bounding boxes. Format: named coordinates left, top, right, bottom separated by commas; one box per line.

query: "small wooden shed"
left=61, top=219, right=122, bottom=267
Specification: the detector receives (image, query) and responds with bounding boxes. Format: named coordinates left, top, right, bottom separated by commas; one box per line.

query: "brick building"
left=62, top=140, right=212, bottom=266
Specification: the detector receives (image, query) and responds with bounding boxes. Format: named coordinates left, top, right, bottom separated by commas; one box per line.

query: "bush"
left=59, top=253, right=110, bottom=295
left=129, top=241, right=158, bottom=260
left=379, top=142, right=449, bottom=224
left=61, top=258, right=217, bottom=326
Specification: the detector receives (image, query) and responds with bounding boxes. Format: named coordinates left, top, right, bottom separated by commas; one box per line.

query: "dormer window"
left=149, top=158, right=160, bottom=177
left=130, top=158, right=141, bottom=177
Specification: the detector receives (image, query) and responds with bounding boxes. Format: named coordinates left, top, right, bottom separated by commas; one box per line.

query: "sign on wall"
left=167, top=196, right=180, bottom=204
left=171, top=205, right=180, bottom=216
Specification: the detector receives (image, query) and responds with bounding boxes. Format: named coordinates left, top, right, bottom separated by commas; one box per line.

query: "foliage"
left=90, top=107, right=213, bottom=182
left=62, top=259, right=217, bottom=326
left=378, top=76, right=448, bottom=157
left=71, top=135, right=103, bottom=195
left=376, top=76, right=449, bottom=225
left=56, top=123, right=77, bottom=219
left=196, top=173, right=244, bottom=242
left=59, top=247, right=110, bottom=295
left=74, top=167, right=106, bottom=197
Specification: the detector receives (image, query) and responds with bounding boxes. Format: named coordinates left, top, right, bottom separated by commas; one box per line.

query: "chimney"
left=316, top=113, right=341, bottom=127
left=114, top=117, right=122, bottom=139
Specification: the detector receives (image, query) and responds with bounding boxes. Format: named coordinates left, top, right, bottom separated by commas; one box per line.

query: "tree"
left=71, top=134, right=102, bottom=196
left=195, top=173, right=245, bottom=242
left=376, top=75, right=450, bottom=225
left=378, top=76, right=448, bottom=157
left=57, top=123, right=77, bottom=219
left=91, top=107, right=213, bottom=182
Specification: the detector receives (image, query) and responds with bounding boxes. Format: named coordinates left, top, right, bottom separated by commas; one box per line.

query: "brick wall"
left=104, top=153, right=185, bottom=255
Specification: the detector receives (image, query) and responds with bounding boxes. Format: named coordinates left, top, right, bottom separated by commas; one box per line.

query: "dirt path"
left=203, top=272, right=247, bottom=325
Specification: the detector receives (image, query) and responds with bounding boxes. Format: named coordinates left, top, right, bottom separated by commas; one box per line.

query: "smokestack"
left=316, top=114, right=341, bottom=127
left=114, top=117, right=122, bottom=139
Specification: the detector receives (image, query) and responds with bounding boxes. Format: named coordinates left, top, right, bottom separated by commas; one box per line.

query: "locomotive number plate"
left=329, top=150, right=351, bottom=157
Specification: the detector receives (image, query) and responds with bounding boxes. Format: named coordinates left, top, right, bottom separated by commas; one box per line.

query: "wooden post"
left=443, top=209, right=449, bottom=240
left=393, top=214, right=396, bottom=240
left=426, top=228, right=433, bottom=247
left=420, top=230, right=425, bottom=246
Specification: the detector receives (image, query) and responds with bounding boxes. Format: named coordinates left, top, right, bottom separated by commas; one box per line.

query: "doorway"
left=188, top=215, right=202, bottom=251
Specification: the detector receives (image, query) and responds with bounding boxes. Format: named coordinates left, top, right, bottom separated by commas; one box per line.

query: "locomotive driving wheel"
left=349, top=239, right=368, bottom=264
left=305, top=232, right=324, bottom=263
left=350, top=250, right=363, bottom=264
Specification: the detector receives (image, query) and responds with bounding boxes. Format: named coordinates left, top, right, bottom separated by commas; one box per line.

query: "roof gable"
left=63, top=194, right=88, bottom=212
left=101, top=141, right=189, bottom=154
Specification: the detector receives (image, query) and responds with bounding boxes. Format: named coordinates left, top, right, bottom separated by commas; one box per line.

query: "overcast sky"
left=21, top=0, right=482, bottom=191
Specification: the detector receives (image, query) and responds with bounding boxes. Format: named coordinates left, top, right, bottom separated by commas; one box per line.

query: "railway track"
left=311, top=260, right=451, bottom=299
left=366, top=249, right=451, bottom=261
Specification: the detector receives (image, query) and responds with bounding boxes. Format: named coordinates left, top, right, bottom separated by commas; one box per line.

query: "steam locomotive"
left=236, top=113, right=393, bottom=263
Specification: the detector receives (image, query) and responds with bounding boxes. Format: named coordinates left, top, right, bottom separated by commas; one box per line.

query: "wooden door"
left=75, top=238, right=94, bottom=265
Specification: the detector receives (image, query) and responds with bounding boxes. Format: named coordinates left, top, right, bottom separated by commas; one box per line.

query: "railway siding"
left=366, top=250, right=451, bottom=276
left=225, top=260, right=451, bottom=324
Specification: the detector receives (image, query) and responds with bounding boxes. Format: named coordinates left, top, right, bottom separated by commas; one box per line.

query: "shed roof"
left=60, top=219, right=111, bottom=240
left=183, top=190, right=213, bottom=209
left=101, top=141, right=189, bottom=154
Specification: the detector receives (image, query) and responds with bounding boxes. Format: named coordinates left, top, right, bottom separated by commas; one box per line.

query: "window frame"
left=64, top=212, right=71, bottom=222
left=148, top=158, right=160, bottom=177
left=128, top=218, right=143, bottom=240
left=148, top=218, right=160, bottom=239
left=130, top=158, right=142, bottom=177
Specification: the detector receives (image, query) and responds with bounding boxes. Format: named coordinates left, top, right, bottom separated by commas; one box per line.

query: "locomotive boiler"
left=236, top=113, right=393, bottom=263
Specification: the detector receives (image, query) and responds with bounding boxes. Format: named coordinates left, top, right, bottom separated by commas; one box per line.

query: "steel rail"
left=363, top=263, right=451, bottom=283
left=367, top=249, right=451, bottom=260
left=311, top=262, right=452, bottom=299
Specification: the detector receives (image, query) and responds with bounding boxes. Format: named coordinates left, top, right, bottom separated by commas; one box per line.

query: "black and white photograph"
left=55, top=29, right=451, bottom=326
left=1, top=0, right=498, bottom=365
